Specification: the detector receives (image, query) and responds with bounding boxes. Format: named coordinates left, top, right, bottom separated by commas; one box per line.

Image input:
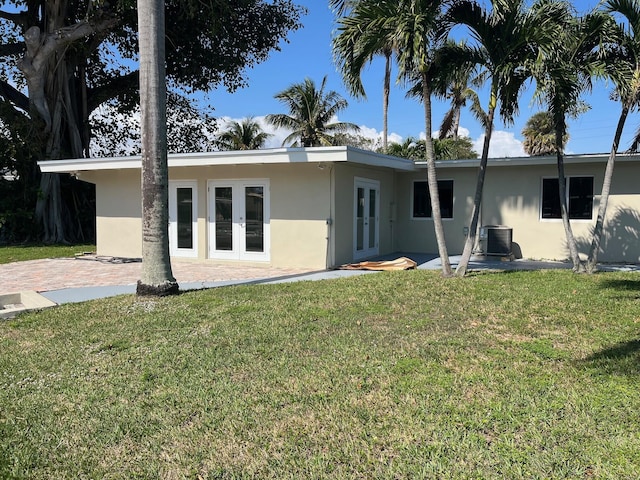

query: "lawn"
left=0, top=244, right=96, bottom=264
left=1, top=269, right=639, bottom=478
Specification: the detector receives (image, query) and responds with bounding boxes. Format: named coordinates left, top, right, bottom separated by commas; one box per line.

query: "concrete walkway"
left=1, top=253, right=638, bottom=306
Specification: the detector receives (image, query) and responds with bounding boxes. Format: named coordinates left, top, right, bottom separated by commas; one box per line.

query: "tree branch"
left=0, top=9, right=27, bottom=25
left=0, top=43, right=25, bottom=58
left=0, top=80, right=30, bottom=112
left=87, top=71, right=139, bottom=113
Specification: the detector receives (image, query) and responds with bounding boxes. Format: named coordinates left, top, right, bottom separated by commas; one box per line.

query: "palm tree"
left=435, top=41, right=480, bottom=141
left=444, top=0, right=562, bottom=277
left=522, top=111, right=568, bottom=156
left=586, top=0, right=640, bottom=273
left=266, top=76, right=359, bottom=147
left=363, top=0, right=451, bottom=276
left=532, top=5, right=616, bottom=272
left=136, top=0, right=178, bottom=296
left=216, top=117, right=272, bottom=151
left=333, top=0, right=397, bottom=149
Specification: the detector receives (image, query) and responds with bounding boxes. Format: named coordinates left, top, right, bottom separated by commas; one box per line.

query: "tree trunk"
left=17, top=8, right=117, bottom=243
left=586, top=106, right=628, bottom=273
left=422, top=72, right=452, bottom=276
left=452, top=104, right=461, bottom=141
left=382, top=51, right=391, bottom=151
left=555, top=117, right=583, bottom=272
left=136, top=0, right=179, bottom=296
left=456, top=94, right=496, bottom=277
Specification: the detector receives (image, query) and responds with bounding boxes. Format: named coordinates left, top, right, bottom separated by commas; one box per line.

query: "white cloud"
left=472, top=130, right=526, bottom=158
left=217, top=115, right=406, bottom=149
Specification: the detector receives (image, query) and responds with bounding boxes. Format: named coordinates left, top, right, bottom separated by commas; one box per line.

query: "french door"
left=354, top=178, right=379, bottom=260
left=208, top=180, right=270, bottom=261
left=169, top=181, right=198, bottom=258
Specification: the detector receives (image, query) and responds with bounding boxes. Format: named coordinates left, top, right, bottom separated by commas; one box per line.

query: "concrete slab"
left=0, top=291, right=57, bottom=319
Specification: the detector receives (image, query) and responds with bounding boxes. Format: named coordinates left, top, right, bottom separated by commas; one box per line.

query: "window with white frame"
left=413, top=180, right=454, bottom=219
left=541, top=176, right=593, bottom=220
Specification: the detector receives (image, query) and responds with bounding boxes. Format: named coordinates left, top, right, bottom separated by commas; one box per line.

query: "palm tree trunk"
left=456, top=100, right=495, bottom=277
left=586, top=106, right=628, bottom=273
left=136, top=0, right=178, bottom=296
left=555, top=117, right=583, bottom=272
left=422, top=72, right=452, bottom=276
left=382, top=51, right=391, bottom=151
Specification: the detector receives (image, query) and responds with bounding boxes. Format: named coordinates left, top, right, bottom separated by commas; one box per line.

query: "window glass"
left=413, top=180, right=454, bottom=219
left=541, top=178, right=561, bottom=219
left=568, top=177, right=593, bottom=219
left=541, top=176, right=593, bottom=220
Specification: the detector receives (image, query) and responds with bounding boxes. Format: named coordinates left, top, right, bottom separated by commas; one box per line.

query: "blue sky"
left=204, top=0, right=635, bottom=157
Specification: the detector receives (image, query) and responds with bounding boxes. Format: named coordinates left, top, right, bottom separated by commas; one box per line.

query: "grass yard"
left=0, top=244, right=96, bottom=264
left=1, top=269, right=639, bottom=479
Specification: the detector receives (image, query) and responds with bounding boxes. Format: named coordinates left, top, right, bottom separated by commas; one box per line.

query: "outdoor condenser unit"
left=478, top=225, right=513, bottom=256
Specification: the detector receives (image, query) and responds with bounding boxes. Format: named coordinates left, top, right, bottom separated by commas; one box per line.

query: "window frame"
left=540, top=175, right=594, bottom=221
left=411, top=179, right=454, bottom=220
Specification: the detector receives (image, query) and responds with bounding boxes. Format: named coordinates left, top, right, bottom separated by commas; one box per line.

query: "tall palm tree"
left=522, top=111, right=568, bottom=156
left=586, top=0, right=640, bottom=273
left=389, top=0, right=452, bottom=276
left=532, top=5, right=616, bottom=272
left=333, top=0, right=396, bottom=150
left=216, top=117, right=272, bottom=150
left=266, top=76, right=359, bottom=147
left=136, top=0, right=178, bottom=296
left=434, top=41, right=480, bottom=141
left=444, top=0, right=562, bottom=276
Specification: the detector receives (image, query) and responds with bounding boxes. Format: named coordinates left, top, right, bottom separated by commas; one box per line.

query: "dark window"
left=413, top=180, right=454, bottom=219
left=541, top=176, right=593, bottom=220
left=568, top=177, right=593, bottom=219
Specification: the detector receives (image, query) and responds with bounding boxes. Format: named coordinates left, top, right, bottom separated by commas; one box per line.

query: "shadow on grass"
left=600, top=278, right=640, bottom=292
left=581, top=339, right=640, bottom=376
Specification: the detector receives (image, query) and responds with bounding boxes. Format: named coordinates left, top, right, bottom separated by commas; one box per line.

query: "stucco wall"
left=84, top=163, right=334, bottom=269
left=395, top=160, right=640, bottom=263
left=82, top=170, right=143, bottom=258
left=332, top=163, right=397, bottom=266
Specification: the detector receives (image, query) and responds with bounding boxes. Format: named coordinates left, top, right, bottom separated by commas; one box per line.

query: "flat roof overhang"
left=38, top=146, right=417, bottom=174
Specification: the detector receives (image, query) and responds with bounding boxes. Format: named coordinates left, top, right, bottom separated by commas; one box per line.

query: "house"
left=38, top=147, right=640, bottom=269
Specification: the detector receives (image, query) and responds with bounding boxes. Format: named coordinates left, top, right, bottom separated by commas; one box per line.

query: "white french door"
left=169, top=181, right=198, bottom=258
left=354, top=178, right=380, bottom=260
left=208, top=180, right=270, bottom=261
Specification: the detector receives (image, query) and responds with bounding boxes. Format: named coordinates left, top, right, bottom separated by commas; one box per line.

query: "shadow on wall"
left=574, top=207, right=640, bottom=264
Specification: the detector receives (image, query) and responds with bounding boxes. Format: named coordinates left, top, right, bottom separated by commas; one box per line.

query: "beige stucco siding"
left=393, top=169, right=476, bottom=254
left=82, top=170, right=143, bottom=258
left=332, top=163, right=397, bottom=266
left=396, top=160, right=640, bottom=263
left=84, top=163, right=334, bottom=269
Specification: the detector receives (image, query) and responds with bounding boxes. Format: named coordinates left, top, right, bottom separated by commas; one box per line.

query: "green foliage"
left=522, top=111, right=568, bottom=156
left=266, top=76, right=359, bottom=147
left=331, top=132, right=378, bottom=150
left=2, top=270, right=640, bottom=477
left=383, top=136, right=477, bottom=160
left=437, top=136, right=478, bottom=159
left=216, top=117, right=272, bottom=151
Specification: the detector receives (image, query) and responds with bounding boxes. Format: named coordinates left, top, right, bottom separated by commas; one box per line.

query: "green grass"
left=1, top=269, right=640, bottom=478
left=0, top=244, right=95, bottom=264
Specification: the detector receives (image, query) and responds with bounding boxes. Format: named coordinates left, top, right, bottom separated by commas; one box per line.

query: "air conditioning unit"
left=478, top=225, right=513, bottom=257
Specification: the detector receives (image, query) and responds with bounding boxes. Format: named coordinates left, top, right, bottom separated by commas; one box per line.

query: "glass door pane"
left=368, top=188, right=376, bottom=249
left=356, top=187, right=365, bottom=251
left=176, top=188, right=193, bottom=249
left=245, top=186, right=264, bottom=253
left=215, top=187, right=233, bottom=251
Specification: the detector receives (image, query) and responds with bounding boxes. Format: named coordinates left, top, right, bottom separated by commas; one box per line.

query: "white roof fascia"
left=413, top=153, right=640, bottom=169
left=38, top=146, right=418, bottom=173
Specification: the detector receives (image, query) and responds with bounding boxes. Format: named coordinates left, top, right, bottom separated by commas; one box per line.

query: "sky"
left=202, top=0, right=636, bottom=157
